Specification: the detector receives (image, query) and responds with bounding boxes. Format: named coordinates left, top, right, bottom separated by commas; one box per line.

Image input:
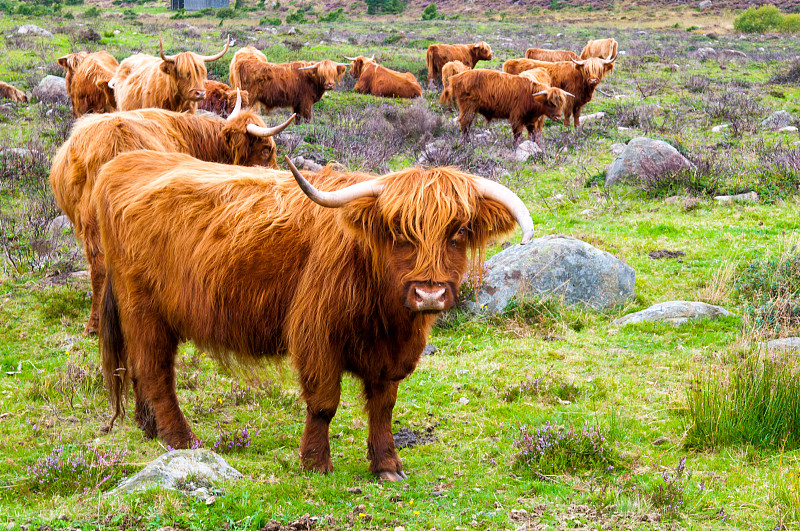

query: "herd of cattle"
left=0, top=35, right=615, bottom=479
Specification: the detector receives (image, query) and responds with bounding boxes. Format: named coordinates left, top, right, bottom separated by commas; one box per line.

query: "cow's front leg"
left=299, top=376, right=341, bottom=473
left=364, top=379, right=405, bottom=481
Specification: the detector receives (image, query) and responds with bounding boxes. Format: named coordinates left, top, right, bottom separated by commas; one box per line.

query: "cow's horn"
left=201, top=36, right=230, bottom=62
left=285, top=156, right=383, bottom=208
left=247, top=114, right=296, bottom=137
left=343, top=55, right=358, bottom=61
left=227, top=89, right=242, bottom=121
left=563, top=90, right=576, bottom=98
left=570, top=57, right=587, bottom=66
left=298, top=64, right=317, bottom=70
left=474, top=179, right=535, bottom=245
left=369, top=55, right=375, bottom=61
left=159, top=38, right=176, bottom=63
left=601, top=54, right=616, bottom=64
left=532, top=90, right=549, bottom=97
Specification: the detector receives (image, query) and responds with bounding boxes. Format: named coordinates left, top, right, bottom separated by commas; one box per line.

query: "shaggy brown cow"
left=58, top=51, right=119, bottom=117
left=580, top=38, right=619, bottom=61
left=426, top=42, right=492, bottom=88
left=94, top=150, right=533, bottom=480
left=0, top=81, right=27, bottom=103
left=450, top=69, right=572, bottom=146
left=49, top=93, right=294, bottom=335
left=109, top=37, right=229, bottom=113
left=439, top=60, right=470, bottom=107
left=524, top=48, right=580, bottom=62
left=502, top=57, right=614, bottom=127
left=344, top=56, right=422, bottom=99
left=230, top=46, right=346, bottom=120
left=198, top=79, right=251, bottom=118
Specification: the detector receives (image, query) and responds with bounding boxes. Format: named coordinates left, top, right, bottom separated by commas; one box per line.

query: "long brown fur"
left=58, top=51, right=119, bottom=117
left=229, top=46, right=346, bottom=120
left=349, top=57, right=421, bottom=99
left=0, top=81, right=27, bottom=103
left=580, top=38, right=618, bottom=61
left=426, top=42, right=492, bottom=87
left=94, top=150, right=518, bottom=477
left=450, top=68, right=569, bottom=145
left=439, top=60, right=469, bottom=107
left=503, top=57, right=613, bottom=127
left=525, top=48, right=580, bottom=62
left=198, top=79, right=250, bottom=118
left=49, top=108, right=288, bottom=335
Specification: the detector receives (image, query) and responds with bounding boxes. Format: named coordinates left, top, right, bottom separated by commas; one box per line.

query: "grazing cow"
left=230, top=46, right=347, bottom=120
left=198, top=79, right=251, bottom=118
left=439, top=60, right=470, bottom=107
left=58, top=51, right=119, bottom=117
left=109, top=37, right=229, bottom=113
left=525, top=48, right=580, bottom=62
left=580, top=38, right=619, bottom=62
left=0, top=81, right=27, bottom=103
left=344, top=55, right=422, bottom=99
left=94, top=150, right=533, bottom=480
left=49, top=93, right=294, bottom=335
left=503, top=57, right=614, bottom=127
left=450, top=69, right=572, bottom=146
left=426, top=42, right=492, bottom=88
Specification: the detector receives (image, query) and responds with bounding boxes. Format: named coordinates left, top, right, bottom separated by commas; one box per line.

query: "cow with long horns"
left=426, top=42, right=493, bottom=89
left=58, top=51, right=119, bottom=117
left=108, top=37, right=229, bottom=113
left=198, top=79, right=251, bottom=118
left=503, top=56, right=615, bottom=127
left=229, top=46, right=347, bottom=120
left=49, top=91, right=294, bottom=335
left=450, top=68, right=573, bottom=146
left=344, top=55, right=422, bottom=99
left=94, top=151, right=533, bottom=480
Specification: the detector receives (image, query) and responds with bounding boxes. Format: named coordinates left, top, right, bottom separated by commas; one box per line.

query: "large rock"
left=714, top=191, right=758, bottom=204
left=32, top=75, right=68, bottom=104
left=612, top=301, right=732, bottom=327
left=765, top=337, right=800, bottom=353
left=695, top=47, right=717, bottom=60
left=17, top=24, right=53, bottom=38
left=110, top=449, right=243, bottom=498
left=606, top=137, right=695, bottom=187
left=762, top=110, right=793, bottom=131
left=514, top=140, right=543, bottom=162
left=469, top=235, right=635, bottom=313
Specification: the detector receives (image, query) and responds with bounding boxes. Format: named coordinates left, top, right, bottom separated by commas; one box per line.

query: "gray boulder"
left=469, top=234, right=635, bottom=313
left=761, top=110, right=793, bottom=131
left=612, top=301, right=732, bottom=327
left=17, top=24, right=53, bottom=38
left=514, top=140, right=543, bottom=162
left=610, top=143, right=626, bottom=156
left=698, top=0, right=711, bottom=8
left=32, top=75, right=68, bottom=104
left=695, top=47, right=717, bottom=60
left=606, top=137, right=695, bottom=187
left=714, top=191, right=758, bottom=204
left=110, top=449, right=243, bottom=498
left=765, top=337, right=800, bottom=353
left=47, top=215, right=72, bottom=238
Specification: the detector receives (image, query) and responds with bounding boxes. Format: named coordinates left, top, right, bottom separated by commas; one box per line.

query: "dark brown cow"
left=344, top=56, right=422, bottom=99
left=439, top=60, right=470, bottom=107
left=525, top=48, right=580, bottom=62
left=109, top=37, right=229, bottom=113
left=580, top=38, right=619, bottom=61
left=49, top=93, right=294, bottom=335
left=426, top=42, right=492, bottom=89
left=450, top=69, right=572, bottom=146
left=502, top=57, right=614, bottom=127
left=229, top=46, right=346, bottom=121
left=198, top=79, right=251, bottom=118
left=58, top=51, right=119, bottom=117
left=0, top=81, right=27, bottom=103
left=94, top=151, right=533, bottom=480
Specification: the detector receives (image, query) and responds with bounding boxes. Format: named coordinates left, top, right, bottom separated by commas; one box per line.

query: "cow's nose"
left=325, top=83, right=335, bottom=90
left=195, top=90, right=206, bottom=100
left=414, top=287, right=447, bottom=311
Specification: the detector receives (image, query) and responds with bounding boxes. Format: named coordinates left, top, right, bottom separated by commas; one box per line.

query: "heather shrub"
left=212, top=423, right=258, bottom=454
left=771, top=61, right=800, bottom=84
left=26, top=443, right=129, bottom=495
left=514, top=422, right=616, bottom=477
left=735, top=248, right=800, bottom=336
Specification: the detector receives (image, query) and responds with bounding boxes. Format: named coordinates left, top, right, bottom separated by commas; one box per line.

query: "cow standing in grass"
left=49, top=93, right=294, bottom=335
left=109, top=38, right=229, bottom=113
left=58, top=51, right=119, bottom=117
left=525, top=48, right=580, bottom=62
left=345, top=55, right=422, bottom=99
left=581, top=38, right=619, bottom=61
left=426, top=42, right=492, bottom=89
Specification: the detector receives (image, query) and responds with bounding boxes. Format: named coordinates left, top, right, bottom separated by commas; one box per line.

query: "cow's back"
left=525, top=48, right=579, bottom=62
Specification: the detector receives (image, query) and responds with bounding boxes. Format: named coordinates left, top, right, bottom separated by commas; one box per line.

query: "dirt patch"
left=259, top=514, right=321, bottom=531
left=648, top=250, right=685, bottom=260
left=393, top=427, right=438, bottom=449
left=510, top=503, right=669, bottom=530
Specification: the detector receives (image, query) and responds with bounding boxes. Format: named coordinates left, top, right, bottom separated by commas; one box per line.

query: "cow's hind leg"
left=132, top=377, right=157, bottom=439
left=364, top=379, right=404, bottom=481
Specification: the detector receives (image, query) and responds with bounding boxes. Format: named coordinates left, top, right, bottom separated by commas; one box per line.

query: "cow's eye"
left=450, top=226, right=468, bottom=246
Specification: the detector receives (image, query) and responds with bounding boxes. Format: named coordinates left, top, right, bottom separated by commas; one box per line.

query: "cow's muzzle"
left=324, top=83, right=335, bottom=90
left=405, top=282, right=455, bottom=312
left=193, top=90, right=207, bottom=101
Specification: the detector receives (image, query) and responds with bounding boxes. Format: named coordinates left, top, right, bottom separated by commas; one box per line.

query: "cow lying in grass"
left=345, top=55, right=422, bottom=99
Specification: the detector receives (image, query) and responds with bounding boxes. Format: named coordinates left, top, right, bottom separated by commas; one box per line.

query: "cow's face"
left=574, top=57, right=614, bottom=87
left=223, top=110, right=294, bottom=168
left=349, top=57, right=375, bottom=79
left=534, top=87, right=570, bottom=122
left=303, top=60, right=346, bottom=90
left=160, top=53, right=209, bottom=103
left=473, top=42, right=493, bottom=61
left=57, top=52, right=88, bottom=90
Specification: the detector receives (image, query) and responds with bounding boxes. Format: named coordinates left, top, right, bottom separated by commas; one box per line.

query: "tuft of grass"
left=773, top=468, right=800, bottom=523
left=514, top=422, right=616, bottom=478
left=735, top=247, right=800, bottom=336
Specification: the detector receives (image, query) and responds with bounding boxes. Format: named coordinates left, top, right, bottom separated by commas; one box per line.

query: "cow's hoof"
left=378, top=470, right=407, bottom=481
left=84, top=325, right=97, bottom=337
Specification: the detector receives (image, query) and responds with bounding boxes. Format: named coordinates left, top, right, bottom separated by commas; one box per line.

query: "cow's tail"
left=100, top=269, right=128, bottom=433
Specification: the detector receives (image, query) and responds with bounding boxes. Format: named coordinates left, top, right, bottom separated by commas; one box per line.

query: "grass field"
left=2, top=1, right=800, bottom=529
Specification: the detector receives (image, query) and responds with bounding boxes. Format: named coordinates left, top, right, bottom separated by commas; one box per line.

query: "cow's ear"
left=468, top=197, right=518, bottom=249
left=338, top=197, right=385, bottom=245
left=57, top=55, right=70, bottom=70
left=160, top=61, right=175, bottom=75
left=336, top=64, right=346, bottom=77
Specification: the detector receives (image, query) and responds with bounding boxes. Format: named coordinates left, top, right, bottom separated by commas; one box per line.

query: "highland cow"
left=198, top=79, right=251, bottom=118
left=58, top=51, right=119, bottom=117
left=439, top=60, right=470, bottom=107
left=426, top=42, right=492, bottom=88
left=344, top=55, right=422, bottom=99
left=524, top=48, right=580, bottom=62
left=0, top=81, right=27, bottom=103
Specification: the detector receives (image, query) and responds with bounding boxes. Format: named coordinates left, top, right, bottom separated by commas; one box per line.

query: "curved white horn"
left=532, top=90, right=549, bottom=97
left=247, top=114, right=296, bottom=137
left=285, top=156, right=383, bottom=208
left=227, top=89, right=243, bottom=121
left=570, top=57, right=587, bottom=66
left=343, top=55, right=358, bottom=61
left=474, top=179, right=535, bottom=245
left=201, top=36, right=230, bottom=62
left=298, top=64, right=317, bottom=70
left=601, top=55, right=616, bottom=64
left=159, top=38, right=176, bottom=63
left=369, top=55, right=375, bottom=61
left=563, top=90, right=575, bottom=98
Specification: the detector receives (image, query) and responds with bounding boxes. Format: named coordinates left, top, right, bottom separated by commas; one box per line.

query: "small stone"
left=514, top=140, right=543, bottom=162
left=778, top=126, right=798, bottom=132
left=394, top=527, right=406, bottom=531
left=205, top=495, right=216, bottom=505
left=347, top=487, right=362, bottom=494
left=580, top=208, right=596, bottom=216
left=17, top=24, right=53, bottom=38
left=458, top=397, right=469, bottom=405
left=765, top=337, right=800, bottom=352
left=421, top=344, right=438, bottom=356
left=430, top=490, right=444, bottom=497
left=579, top=112, right=605, bottom=124
left=714, top=191, right=758, bottom=204
left=762, top=110, right=793, bottom=131
left=610, top=143, right=626, bottom=155
left=113, top=30, right=120, bottom=35
left=48, top=215, right=73, bottom=237
left=33, top=75, right=68, bottom=104
left=695, top=47, right=717, bottom=60
left=286, top=27, right=297, bottom=35
left=612, top=301, right=732, bottom=327
left=606, top=137, right=696, bottom=187
left=698, top=0, right=711, bottom=8
left=617, top=126, right=630, bottom=131
left=652, top=436, right=671, bottom=446
left=711, top=124, right=729, bottom=133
